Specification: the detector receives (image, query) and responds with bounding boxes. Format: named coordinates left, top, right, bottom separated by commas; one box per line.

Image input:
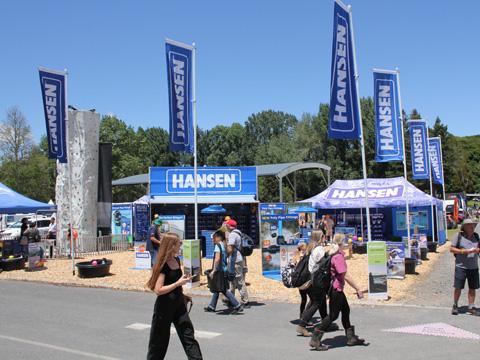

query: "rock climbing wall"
left=56, top=110, right=100, bottom=254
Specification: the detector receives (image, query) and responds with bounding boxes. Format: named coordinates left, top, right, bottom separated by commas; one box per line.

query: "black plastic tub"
left=420, top=248, right=428, bottom=260
left=76, top=259, right=112, bottom=278
left=0, top=256, right=25, bottom=271
left=405, top=258, right=416, bottom=274
left=427, top=241, right=438, bottom=253
left=353, top=243, right=367, bottom=254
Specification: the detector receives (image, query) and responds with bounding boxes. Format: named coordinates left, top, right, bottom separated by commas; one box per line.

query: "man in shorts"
left=450, top=219, right=480, bottom=315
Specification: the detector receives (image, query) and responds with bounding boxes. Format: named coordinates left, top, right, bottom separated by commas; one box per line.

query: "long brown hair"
left=146, top=232, right=181, bottom=291
left=306, top=230, right=325, bottom=255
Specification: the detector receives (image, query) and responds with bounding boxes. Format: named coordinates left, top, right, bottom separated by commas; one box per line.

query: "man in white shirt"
left=226, top=219, right=249, bottom=307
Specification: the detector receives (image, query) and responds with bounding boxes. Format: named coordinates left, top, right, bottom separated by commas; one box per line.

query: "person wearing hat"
left=148, top=218, right=163, bottom=266
left=225, top=219, right=249, bottom=307
left=450, top=218, right=480, bottom=315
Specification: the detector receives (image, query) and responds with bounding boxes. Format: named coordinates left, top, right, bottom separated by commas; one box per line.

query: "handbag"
left=183, top=294, right=193, bottom=314
left=206, top=244, right=228, bottom=293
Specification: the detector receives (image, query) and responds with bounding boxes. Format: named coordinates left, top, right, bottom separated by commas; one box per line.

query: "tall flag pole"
left=426, top=126, right=436, bottom=242
left=328, top=0, right=371, bottom=241
left=39, top=67, right=75, bottom=274
left=408, top=119, right=435, bottom=242
left=438, top=137, right=448, bottom=238
left=373, top=68, right=411, bottom=244
left=165, top=39, right=197, bottom=242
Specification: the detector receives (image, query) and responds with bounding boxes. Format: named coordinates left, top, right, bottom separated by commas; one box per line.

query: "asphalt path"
left=0, top=281, right=479, bottom=360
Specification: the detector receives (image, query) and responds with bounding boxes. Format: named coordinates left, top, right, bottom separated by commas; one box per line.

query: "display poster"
left=262, top=247, right=280, bottom=274
left=28, top=243, right=44, bottom=270
left=368, top=241, right=388, bottom=299
left=386, top=242, right=405, bottom=279
left=334, top=226, right=357, bottom=244
left=371, top=213, right=385, bottom=241
left=260, top=214, right=299, bottom=247
left=259, top=203, right=286, bottom=215
left=134, top=242, right=151, bottom=270
left=133, top=204, right=149, bottom=242
left=112, top=204, right=133, bottom=243
left=158, top=215, right=186, bottom=239
left=183, top=239, right=201, bottom=288
left=280, top=245, right=298, bottom=271
left=286, top=203, right=316, bottom=229
left=418, top=234, right=428, bottom=249
left=396, top=210, right=429, bottom=231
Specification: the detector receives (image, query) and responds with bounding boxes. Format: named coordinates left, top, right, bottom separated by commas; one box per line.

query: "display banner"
left=150, top=166, right=257, bottom=196
left=408, top=120, right=430, bottom=180
left=166, top=39, right=194, bottom=153
left=134, top=242, right=151, bottom=270
left=386, top=242, right=405, bottom=279
left=183, top=239, right=201, bottom=288
left=111, top=204, right=133, bottom=243
left=328, top=0, right=361, bottom=140
left=259, top=203, right=286, bottom=215
left=158, top=215, right=185, bottom=239
left=133, top=204, right=149, bottom=242
left=373, top=70, right=403, bottom=162
left=368, top=241, right=388, bottom=299
left=39, top=68, right=68, bottom=163
left=428, top=137, right=444, bottom=185
left=28, top=243, right=44, bottom=271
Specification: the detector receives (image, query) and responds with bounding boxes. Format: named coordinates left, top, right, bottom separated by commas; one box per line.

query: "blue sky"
left=1, top=0, right=478, bottom=142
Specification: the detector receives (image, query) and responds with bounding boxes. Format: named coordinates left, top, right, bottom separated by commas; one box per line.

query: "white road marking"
left=125, top=323, right=222, bottom=339
left=125, top=323, right=151, bottom=330
left=0, top=334, right=121, bottom=360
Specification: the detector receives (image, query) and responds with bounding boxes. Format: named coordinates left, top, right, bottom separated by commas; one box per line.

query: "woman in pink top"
left=309, top=233, right=366, bottom=351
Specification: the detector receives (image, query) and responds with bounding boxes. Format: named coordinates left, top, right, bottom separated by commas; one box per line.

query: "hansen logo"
left=332, top=16, right=350, bottom=126
left=166, top=169, right=241, bottom=193
left=326, top=185, right=404, bottom=200
left=376, top=80, right=399, bottom=154
left=42, top=77, right=64, bottom=157
left=169, top=51, right=189, bottom=146
left=412, top=127, right=426, bottom=174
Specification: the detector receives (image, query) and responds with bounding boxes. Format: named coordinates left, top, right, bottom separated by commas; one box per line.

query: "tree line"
left=0, top=100, right=478, bottom=204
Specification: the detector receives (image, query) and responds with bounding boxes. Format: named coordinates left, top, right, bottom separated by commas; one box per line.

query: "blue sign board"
left=133, top=203, right=149, bottom=242
left=373, top=70, right=403, bottom=162
left=328, top=0, right=361, bottom=140
left=39, top=68, right=68, bottom=163
left=166, top=39, right=194, bottom=153
left=428, top=137, right=444, bottom=185
left=408, top=120, right=430, bottom=180
left=150, top=167, right=257, bottom=197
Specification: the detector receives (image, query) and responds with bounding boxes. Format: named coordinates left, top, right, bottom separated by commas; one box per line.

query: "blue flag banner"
left=428, top=137, right=444, bottom=185
left=373, top=70, right=403, bottom=162
left=328, top=0, right=361, bottom=140
left=38, top=68, right=67, bottom=163
left=166, top=39, right=194, bottom=153
left=408, top=120, right=430, bottom=180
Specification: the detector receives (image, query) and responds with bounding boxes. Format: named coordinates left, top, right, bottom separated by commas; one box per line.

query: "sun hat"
left=461, top=218, right=478, bottom=231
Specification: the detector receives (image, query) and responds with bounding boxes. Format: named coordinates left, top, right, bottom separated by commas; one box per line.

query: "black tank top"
left=157, top=257, right=183, bottom=302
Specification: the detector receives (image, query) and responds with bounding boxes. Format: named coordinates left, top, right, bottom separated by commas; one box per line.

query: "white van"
left=0, top=216, right=52, bottom=239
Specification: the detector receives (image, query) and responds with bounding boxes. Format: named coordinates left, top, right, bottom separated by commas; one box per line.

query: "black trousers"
left=317, top=290, right=351, bottom=331
left=147, top=296, right=203, bottom=360
left=299, top=289, right=309, bottom=316
left=300, top=287, right=328, bottom=326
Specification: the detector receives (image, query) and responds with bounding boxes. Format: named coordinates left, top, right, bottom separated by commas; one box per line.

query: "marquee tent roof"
left=0, top=182, right=56, bottom=214
left=301, top=177, right=443, bottom=209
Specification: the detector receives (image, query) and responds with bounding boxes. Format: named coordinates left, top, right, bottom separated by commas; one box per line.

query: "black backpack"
left=311, top=254, right=332, bottom=290
left=291, top=254, right=310, bottom=288
left=232, top=229, right=255, bottom=257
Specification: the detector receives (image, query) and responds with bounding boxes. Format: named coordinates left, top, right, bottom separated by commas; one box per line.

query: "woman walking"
left=146, top=233, right=203, bottom=360
left=204, top=230, right=243, bottom=314
left=310, top=233, right=366, bottom=351
left=297, top=231, right=338, bottom=336
left=292, top=242, right=308, bottom=317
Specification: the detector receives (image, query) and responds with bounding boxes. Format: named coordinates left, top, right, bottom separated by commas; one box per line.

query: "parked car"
left=0, top=217, right=51, bottom=239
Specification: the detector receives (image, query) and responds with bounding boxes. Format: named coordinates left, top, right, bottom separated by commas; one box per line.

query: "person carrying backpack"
left=204, top=230, right=243, bottom=314
left=310, top=233, right=366, bottom=351
left=297, top=231, right=338, bottom=337
left=225, top=219, right=249, bottom=307
left=450, top=219, right=480, bottom=315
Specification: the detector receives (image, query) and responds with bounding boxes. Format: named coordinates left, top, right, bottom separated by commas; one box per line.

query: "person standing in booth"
left=147, top=218, right=163, bottom=266
left=146, top=233, right=203, bottom=360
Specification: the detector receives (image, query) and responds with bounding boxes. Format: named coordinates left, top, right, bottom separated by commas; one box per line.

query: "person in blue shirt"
left=147, top=218, right=163, bottom=266
left=204, top=230, right=243, bottom=314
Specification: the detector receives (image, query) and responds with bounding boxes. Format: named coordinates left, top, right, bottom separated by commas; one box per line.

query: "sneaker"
left=222, top=299, right=232, bottom=307
left=451, top=304, right=459, bottom=315
left=231, top=306, right=244, bottom=315
left=203, top=306, right=216, bottom=313
left=242, top=302, right=251, bottom=309
left=467, top=307, right=477, bottom=316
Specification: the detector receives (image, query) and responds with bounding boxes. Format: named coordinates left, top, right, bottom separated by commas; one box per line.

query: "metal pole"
left=65, top=69, right=75, bottom=275
left=426, top=126, right=436, bottom=243
left=279, top=177, right=283, bottom=203
left=438, top=137, right=448, bottom=238
left=192, top=44, right=198, bottom=242
left=395, top=69, right=412, bottom=244
left=349, top=5, right=372, bottom=242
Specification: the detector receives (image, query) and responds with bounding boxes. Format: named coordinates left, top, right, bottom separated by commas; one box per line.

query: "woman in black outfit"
left=146, top=233, right=203, bottom=360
